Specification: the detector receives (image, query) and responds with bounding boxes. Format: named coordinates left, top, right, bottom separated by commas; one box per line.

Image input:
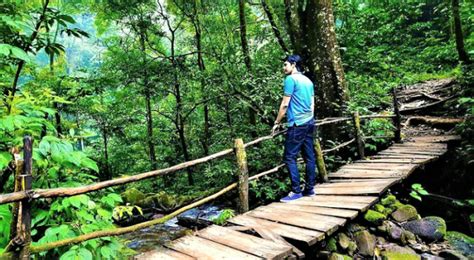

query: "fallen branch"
left=400, top=94, right=459, bottom=114
left=404, top=116, right=464, bottom=128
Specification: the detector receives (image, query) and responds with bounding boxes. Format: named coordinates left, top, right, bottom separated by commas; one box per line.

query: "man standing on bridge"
left=272, top=55, right=316, bottom=202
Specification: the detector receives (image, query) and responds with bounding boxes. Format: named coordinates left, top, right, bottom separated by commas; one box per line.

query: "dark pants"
left=283, top=119, right=317, bottom=193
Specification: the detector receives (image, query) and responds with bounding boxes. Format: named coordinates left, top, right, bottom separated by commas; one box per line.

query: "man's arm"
left=275, top=96, right=291, bottom=124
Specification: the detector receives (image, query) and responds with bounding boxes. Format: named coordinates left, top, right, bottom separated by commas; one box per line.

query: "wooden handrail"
left=0, top=113, right=394, bottom=205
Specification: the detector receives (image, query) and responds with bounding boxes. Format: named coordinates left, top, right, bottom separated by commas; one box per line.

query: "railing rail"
left=1, top=91, right=402, bottom=257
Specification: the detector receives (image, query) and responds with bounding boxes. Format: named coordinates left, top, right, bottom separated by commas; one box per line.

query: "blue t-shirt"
left=284, top=73, right=314, bottom=126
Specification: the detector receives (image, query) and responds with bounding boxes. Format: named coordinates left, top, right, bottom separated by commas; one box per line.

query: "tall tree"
left=452, top=0, right=470, bottom=64
left=285, top=0, right=349, bottom=118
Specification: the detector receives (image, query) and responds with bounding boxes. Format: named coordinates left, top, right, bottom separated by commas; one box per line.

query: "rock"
left=121, top=188, right=145, bottom=205
left=409, top=242, right=430, bottom=253
left=402, top=216, right=447, bottom=242
left=347, top=241, right=357, bottom=256
left=391, top=204, right=418, bottom=222
left=326, top=237, right=338, bottom=252
left=377, top=236, right=387, bottom=245
left=328, top=253, right=352, bottom=260
left=338, top=233, right=351, bottom=250
left=445, top=231, right=474, bottom=258
left=381, top=194, right=397, bottom=206
left=354, top=230, right=376, bottom=256
left=365, top=209, right=387, bottom=225
left=401, top=230, right=417, bottom=245
left=346, top=223, right=365, bottom=233
left=420, top=253, right=444, bottom=260
left=387, top=222, right=403, bottom=241
left=381, top=243, right=420, bottom=260
left=439, top=250, right=469, bottom=260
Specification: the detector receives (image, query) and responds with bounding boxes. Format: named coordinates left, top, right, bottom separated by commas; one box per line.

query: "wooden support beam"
left=352, top=112, right=365, bottom=159
left=392, top=88, right=402, bottom=143
left=235, top=138, right=249, bottom=213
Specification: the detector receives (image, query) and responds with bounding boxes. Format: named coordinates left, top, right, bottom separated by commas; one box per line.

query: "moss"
left=326, top=237, right=338, bottom=252
left=381, top=195, right=397, bottom=206
left=374, top=204, right=386, bottom=214
left=427, top=216, right=446, bottom=238
left=121, top=188, right=145, bottom=204
left=446, top=231, right=474, bottom=257
left=347, top=241, right=357, bottom=255
left=391, top=204, right=418, bottom=222
left=446, top=231, right=474, bottom=244
left=382, top=252, right=419, bottom=260
left=388, top=201, right=404, bottom=210
left=365, top=209, right=387, bottom=224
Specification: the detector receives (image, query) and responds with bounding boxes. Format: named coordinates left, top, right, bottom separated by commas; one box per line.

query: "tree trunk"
left=6, top=0, right=50, bottom=110
left=102, top=127, right=111, bottom=180
left=261, top=0, right=289, bottom=53
left=139, top=28, right=158, bottom=170
left=452, top=0, right=470, bottom=64
left=304, top=0, right=349, bottom=118
left=239, top=0, right=257, bottom=137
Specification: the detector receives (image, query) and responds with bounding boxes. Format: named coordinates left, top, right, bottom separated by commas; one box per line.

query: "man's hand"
left=271, top=123, right=281, bottom=135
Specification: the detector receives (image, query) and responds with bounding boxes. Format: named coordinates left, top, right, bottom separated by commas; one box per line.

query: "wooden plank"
left=304, top=195, right=378, bottom=204
left=408, top=135, right=460, bottom=142
left=248, top=208, right=341, bottom=235
left=267, top=203, right=359, bottom=219
left=315, top=184, right=396, bottom=195
left=289, top=197, right=371, bottom=210
left=370, top=154, right=434, bottom=159
left=355, top=158, right=428, bottom=163
left=167, top=235, right=261, bottom=260
left=329, top=172, right=403, bottom=179
left=198, top=225, right=292, bottom=259
left=342, top=164, right=412, bottom=170
left=257, top=205, right=347, bottom=226
left=134, top=248, right=195, bottom=260
left=379, top=151, right=444, bottom=156
left=252, top=226, right=304, bottom=259
left=228, top=215, right=324, bottom=246
left=316, top=179, right=398, bottom=188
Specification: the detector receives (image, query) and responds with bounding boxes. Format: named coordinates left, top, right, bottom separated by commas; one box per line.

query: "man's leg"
left=302, top=124, right=316, bottom=194
left=283, top=127, right=306, bottom=194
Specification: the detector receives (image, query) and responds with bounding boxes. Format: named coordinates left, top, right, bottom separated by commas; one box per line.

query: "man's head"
left=283, top=54, right=303, bottom=75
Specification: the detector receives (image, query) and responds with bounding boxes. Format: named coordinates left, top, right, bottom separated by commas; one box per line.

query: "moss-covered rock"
left=365, top=209, right=387, bottom=225
left=338, top=233, right=351, bottom=250
left=329, top=253, right=352, bottom=260
left=347, top=241, right=357, bottom=255
left=389, top=201, right=405, bottom=211
left=374, top=203, right=386, bottom=213
left=136, top=191, right=194, bottom=212
left=326, top=237, right=338, bottom=252
left=381, top=194, right=397, bottom=206
left=391, top=204, right=418, bottom=222
left=381, top=244, right=419, bottom=260
left=445, top=231, right=474, bottom=258
left=400, top=230, right=416, bottom=245
left=355, top=230, right=376, bottom=256
left=402, top=216, right=446, bottom=242
left=121, top=188, right=145, bottom=205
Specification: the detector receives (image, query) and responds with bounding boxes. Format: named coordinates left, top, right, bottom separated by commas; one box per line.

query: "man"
left=272, top=55, right=316, bottom=202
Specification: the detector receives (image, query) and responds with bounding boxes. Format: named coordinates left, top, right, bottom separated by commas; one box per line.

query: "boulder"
left=365, top=209, right=387, bottom=225
left=381, top=243, right=420, bottom=260
left=402, top=216, right=446, bottom=242
left=338, top=233, right=351, bottom=250
left=387, top=221, right=403, bottom=241
left=445, top=231, right=474, bottom=258
left=354, top=230, right=376, bottom=256
left=121, top=188, right=145, bottom=205
left=346, top=223, right=365, bottom=233
left=391, top=204, right=418, bottom=222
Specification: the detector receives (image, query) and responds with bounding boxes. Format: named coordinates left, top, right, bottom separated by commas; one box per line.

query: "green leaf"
left=38, top=139, right=50, bottom=156
left=100, top=246, right=113, bottom=259
left=0, top=44, right=10, bottom=56
left=81, top=157, right=99, bottom=172
left=10, top=46, right=30, bottom=62
left=409, top=191, right=422, bottom=201
left=0, top=152, right=12, bottom=170
left=77, top=248, right=93, bottom=260
left=57, top=15, right=76, bottom=24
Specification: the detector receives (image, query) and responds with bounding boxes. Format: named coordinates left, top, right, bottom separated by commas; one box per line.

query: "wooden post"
left=18, top=136, right=33, bottom=259
left=392, top=88, right=402, bottom=143
left=352, top=112, right=365, bottom=159
left=234, top=138, right=249, bottom=213
left=314, top=138, right=328, bottom=182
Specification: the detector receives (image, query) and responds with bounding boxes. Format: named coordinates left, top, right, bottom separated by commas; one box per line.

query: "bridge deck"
left=136, top=135, right=458, bottom=260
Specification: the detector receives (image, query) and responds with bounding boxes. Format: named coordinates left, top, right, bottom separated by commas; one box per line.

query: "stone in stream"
left=328, top=253, right=352, bottom=260
left=402, top=216, right=447, bottom=242
left=380, top=243, right=420, bottom=260
left=354, top=230, right=376, bottom=256
left=391, top=204, right=418, bottom=222
left=365, top=209, right=387, bottom=225
left=420, top=253, right=444, bottom=260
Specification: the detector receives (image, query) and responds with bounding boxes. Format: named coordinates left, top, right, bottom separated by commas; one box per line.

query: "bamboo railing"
left=1, top=91, right=402, bottom=258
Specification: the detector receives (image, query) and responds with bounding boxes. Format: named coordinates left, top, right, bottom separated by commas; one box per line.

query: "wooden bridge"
left=136, top=135, right=457, bottom=259
left=0, top=86, right=462, bottom=259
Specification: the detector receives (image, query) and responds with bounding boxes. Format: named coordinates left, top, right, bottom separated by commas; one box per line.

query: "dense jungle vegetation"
left=0, top=0, right=472, bottom=259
